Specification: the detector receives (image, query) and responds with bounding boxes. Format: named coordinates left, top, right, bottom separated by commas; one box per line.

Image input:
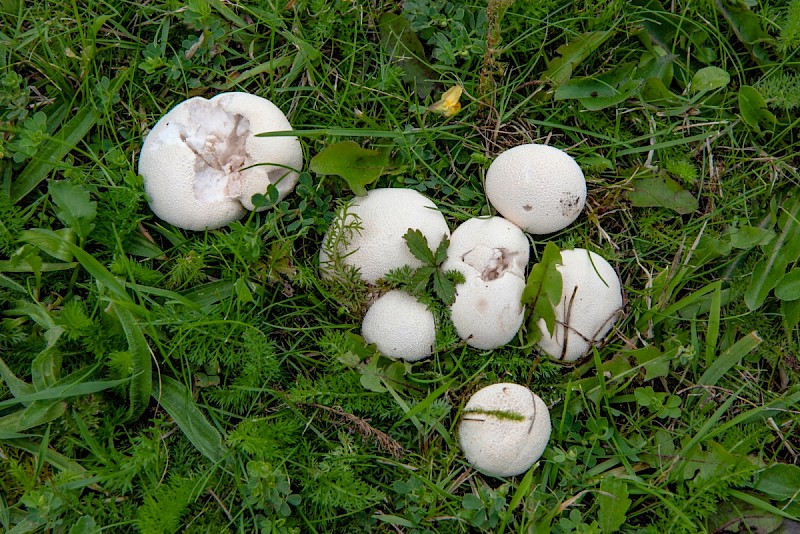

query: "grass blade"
left=698, top=331, right=762, bottom=388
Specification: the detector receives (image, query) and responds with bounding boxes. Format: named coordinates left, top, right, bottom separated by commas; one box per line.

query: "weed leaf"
left=626, top=173, right=698, bottom=215
left=745, top=193, right=800, bottom=310
left=153, top=376, right=229, bottom=466
left=378, top=13, right=435, bottom=99
left=775, top=269, right=800, bottom=301
left=432, top=270, right=456, bottom=306
left=738, top=86, right=777, bottom=133
left=403, top=229, right=436, bottom=265
left=690, top=66, right=730, bottom=94
left=522, top=243, right=562, bottom=343
left=598, top=477, right=631, bottom=533
left=542, top=31, right=614, bottom=86
left=49, top=181, right=96, bottom=242
left=310, top=141, right=394, bottom=196
left=111, top=303, right=152, bottom=422
left=10, top=105, right=99, bottom=203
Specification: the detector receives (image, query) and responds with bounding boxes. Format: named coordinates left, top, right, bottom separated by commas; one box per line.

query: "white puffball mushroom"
left=362, top=290, right=436, bottom=362
left=537, top=248, right=623, bottom=362
left=138, top=92, right=303, bottom=231
left=485, top=144, right=586, bottom=235
left=319, top=188, right=450, bottom=284
left=458, top=383, right=551, bottom=477
left=442, top=217, right=529, bottom=350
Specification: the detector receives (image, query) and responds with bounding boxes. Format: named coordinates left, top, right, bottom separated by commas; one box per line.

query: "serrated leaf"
left=410, top=266, right=435, bottom=294
left=49, top=181, right=97, bottom=241
left=775, top=269, right=800, bottom=301
left=403, top=228, right=435, bottom=265
left=433, top=237, right=449, bottom=266
left=598, top=478, right=631, bottom=533
left=310, top=141, right=394, bottom=196
left=432, top=270, right=456, bottom=306
left=626, top=173, right=698, bottom=215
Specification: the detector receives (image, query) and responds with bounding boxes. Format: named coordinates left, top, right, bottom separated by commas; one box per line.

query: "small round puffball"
left=362, top=290, right=436, bottom=362
left=485, top=144, right=586, bottom=235
left=458, top=383, right=551, bottom=477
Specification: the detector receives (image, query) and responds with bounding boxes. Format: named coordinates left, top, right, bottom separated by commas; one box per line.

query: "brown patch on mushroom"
left=522, top=204, right=533, bottom=211
left=559, top=192, right=582, bottom=218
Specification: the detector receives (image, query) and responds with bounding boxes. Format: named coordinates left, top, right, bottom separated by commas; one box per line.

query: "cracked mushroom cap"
left=319, top=188, right=450, bottom=284
left=138, top=92, right=303, bottom=231
left=442, top=217, right=529, bottom=350
left=537, top=248, right=623, bottom=362
left=485, top=144, right=586, bottom=235
left=362, top=290, right=436, bottom=362
left=458, top=383, right=551, bottom=477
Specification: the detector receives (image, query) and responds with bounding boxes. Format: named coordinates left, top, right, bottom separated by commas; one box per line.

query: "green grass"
left=1, top=0, right=799, bottom=532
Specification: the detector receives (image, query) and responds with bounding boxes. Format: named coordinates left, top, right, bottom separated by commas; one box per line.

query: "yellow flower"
left=428, top=85, right=463, bottom=117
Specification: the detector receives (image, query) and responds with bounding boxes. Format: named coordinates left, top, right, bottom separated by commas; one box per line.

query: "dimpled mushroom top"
left=537, top=248, right=623, bottom=362
left=362, top=290, right=436, bottom=362
left=138, top=92, right=303, bottom=231
left=485, top=144, right=586, bottom=235
left=442, top=217, right=529, bottom=350
left=319, top=188, right=450, bottom=284
left=458, top=383, right=551, bottom=478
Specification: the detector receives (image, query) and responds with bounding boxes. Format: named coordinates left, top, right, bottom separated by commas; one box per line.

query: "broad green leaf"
left=152, top=375, right=229, bottom=465
left=359, top=356, right=387, bottom=393
left=310, top=141, right=394, bottom=196
left=728, top=225, right=775, bottom=249
left=782, top=299, right=800, bottom=332
left=555, top=63, right=641, bottom=111
left=714, top=0, right=775, bottom=66
left=10, top=105, right=100, bottom=203
left=378, top=13, right=435, bottom=99
left=403, top=229, right=436, bottom=265
left=69, top=516, right=101, bottom=534
left=541, top=31, right=614, bottom=86
left=690, top=66, right=730, bottom=94
left=410, top=266, right=435, bottom=294
left=775, top=269, right=800, bottom=301
left=49, top=181, right=97, bottom=241
left=522, top=242, right=563, bottom=342
left=626, top=173, right=698, bottom=215
left=745, top=194, right=800, bottom=310
left=15, top=401, right=67, bottom=432
left=19, top=228, right=76, bottom=262
left=31, top=348, right=62, bottom=390
left=110, top=303, right=152, bottom=422
left=631, top=346, right=670, bottom=381
left=753, top=464, right=800, bottom=502
left=598, top=478, right=631, bottom=533
left=0, top=355, right=35, bottom=398
left=627, top=0, right=682, bottom=52
left=738, top=85, right=777, bottom=133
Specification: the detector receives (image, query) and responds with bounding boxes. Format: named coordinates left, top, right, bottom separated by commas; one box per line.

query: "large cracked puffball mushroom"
left=537, top=248, right=623, bottom=362
left=442, top=217, right=529, bottom=350
left=362, top=290, right=436, bottom=362
left=319, top=188, right=450, bottom=284
left=485, top=144, right=586, bottom=235
left=139, top=92, right=303, bottom=231
left=459, top=383, right=551, bottom=477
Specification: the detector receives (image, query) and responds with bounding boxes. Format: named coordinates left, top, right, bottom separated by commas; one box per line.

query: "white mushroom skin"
left=139, top=92, right=303, bottom=231
left=442, top=217, right=529, bottom=350
left=537, top=248, right=623, bottom=362
left=319, top=188, right=450, bottom=284
left=362, top=290, right=436, bottom=362
left=485, top=144, right=586, bottom=235
left=458, top=383, right=551, bottom=477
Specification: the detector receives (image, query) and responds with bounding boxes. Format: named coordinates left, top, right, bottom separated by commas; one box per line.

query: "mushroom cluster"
left=138, top=92, right=303, bottom=231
